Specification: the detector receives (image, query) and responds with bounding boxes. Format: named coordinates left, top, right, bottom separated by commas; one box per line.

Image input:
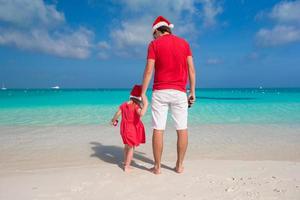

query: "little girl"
left=111, top=85, right=148, bottom=172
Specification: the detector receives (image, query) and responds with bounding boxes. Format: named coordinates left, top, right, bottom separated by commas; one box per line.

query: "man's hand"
left=188, top=92, right=196, bottom=108
left=187, top=56, right=196, bottom=108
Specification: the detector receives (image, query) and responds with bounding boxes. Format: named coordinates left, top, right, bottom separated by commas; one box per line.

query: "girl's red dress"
left=119, top=102, right=145, bottom=146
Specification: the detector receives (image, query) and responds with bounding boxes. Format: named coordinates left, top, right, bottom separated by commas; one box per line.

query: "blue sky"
left=0, top=0, right=300, bottom=88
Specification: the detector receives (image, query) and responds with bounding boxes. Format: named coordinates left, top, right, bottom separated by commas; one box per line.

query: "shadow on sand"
left=90, top=142, right=174, bottom=172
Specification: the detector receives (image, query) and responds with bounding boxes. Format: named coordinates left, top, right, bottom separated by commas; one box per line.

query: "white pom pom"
left=169, top=24, right=174, bottom=29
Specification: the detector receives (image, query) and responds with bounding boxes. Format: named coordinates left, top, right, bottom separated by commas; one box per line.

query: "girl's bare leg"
left=123, top=145, right=128, bottom=165
left=124, top=145, right=134, bottom=172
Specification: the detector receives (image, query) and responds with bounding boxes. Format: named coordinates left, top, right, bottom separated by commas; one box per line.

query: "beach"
left=1, top=89, right=300, bottom=199
left=1, top=124, right=300, bottom=199
left=1, top=0, right=300, bottom=198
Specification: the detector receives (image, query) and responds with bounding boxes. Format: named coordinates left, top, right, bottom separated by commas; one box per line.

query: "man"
left=141, top=16, right=196, bottom=174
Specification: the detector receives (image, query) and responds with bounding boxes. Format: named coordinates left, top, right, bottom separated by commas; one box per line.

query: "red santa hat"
left=130, top=85, right=142, bottom=100
left=152, top=16, right=174, bottom=32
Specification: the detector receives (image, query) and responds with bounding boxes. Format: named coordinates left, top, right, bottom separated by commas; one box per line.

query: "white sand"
left=1, top=160, right=299, bottom=200
left=0, top=124, right=300, bottom=199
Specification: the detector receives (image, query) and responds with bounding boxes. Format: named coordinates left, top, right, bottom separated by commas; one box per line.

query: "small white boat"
left=259, top=86, right=263, bottom=89
left=1, top=83, right=7, bottom=90
left=51, top=86, right=60, bottom=89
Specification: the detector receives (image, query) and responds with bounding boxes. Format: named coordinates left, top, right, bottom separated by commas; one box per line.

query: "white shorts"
left=151, top=89, right=188, bottom=130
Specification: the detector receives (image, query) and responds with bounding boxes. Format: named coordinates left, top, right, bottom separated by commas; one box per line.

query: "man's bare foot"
left=150, top=166, right=161, bottom=175
left=175, top=164, right=184, bottom=173
left=124, top=165, right=133, bottom=172
left=175, top=166, right=184, bottom=173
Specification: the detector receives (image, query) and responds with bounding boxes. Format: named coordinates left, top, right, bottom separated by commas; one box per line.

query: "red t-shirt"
left=147, top=34, right=192, bottom=92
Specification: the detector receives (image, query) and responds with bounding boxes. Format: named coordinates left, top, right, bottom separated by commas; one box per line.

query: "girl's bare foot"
left=150, top=166, right=161, bottom=175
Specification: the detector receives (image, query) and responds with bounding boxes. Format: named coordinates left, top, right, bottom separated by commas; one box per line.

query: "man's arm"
left=187, top=56, right=196, bottom=104
left=137, top=97, right=148, bottom=117
left=141, top=59, right=155, bottom=96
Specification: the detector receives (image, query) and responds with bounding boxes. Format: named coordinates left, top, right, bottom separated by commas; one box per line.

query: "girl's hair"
left=130, top=97, right=143, bottom=108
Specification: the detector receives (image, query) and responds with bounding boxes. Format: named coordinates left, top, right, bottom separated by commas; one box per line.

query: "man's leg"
left=152, top=129, right=164, bottom=174
left=176, top=129, right=188, bottom=173
left=151, top=90, right=168, bottom=174
left=170, top=90, right=188, bottom=173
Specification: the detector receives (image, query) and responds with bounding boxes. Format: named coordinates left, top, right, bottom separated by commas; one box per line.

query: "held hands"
left=139, top=93, right=149, bottom=117
left=141, top=93, right=149, bottom=107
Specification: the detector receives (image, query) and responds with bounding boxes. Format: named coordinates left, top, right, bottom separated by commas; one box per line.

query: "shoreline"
left=1, top=124, right=300, bottom=170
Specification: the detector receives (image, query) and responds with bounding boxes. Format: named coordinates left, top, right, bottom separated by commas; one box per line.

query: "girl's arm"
left=110, top=109, right=121, bottom=125
left=137, top=98, right=148, bottom=117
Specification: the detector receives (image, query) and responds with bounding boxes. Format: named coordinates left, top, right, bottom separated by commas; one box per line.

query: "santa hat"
left=152, top=16, right=174, bottom=32
left=130, top=85, right=142, bottom=100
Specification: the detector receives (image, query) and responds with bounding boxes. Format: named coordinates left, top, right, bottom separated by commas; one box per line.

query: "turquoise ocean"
left=0, top=88, right=300, bottom=126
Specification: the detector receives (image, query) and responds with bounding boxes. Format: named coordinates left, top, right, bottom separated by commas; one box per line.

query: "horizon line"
left=1, top=87, right=300, bottom=90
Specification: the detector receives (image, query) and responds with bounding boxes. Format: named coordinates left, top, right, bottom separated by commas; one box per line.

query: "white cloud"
left=269, top=0, right=300, bottom=23
left=0, top=27, right=93, bottom=59
left=111, top=17, right=152, bottom=49
left=0, top=0, right=94, bottom=59
left=256, top=25, right=300, bottom=46
left=200, top=0, right=223, bottom=27
left=102, top=0, right=223, bottom=57
left=247, top=52, right=260, bottom=60
left=256, top=0, right=300, bottom=47
left=175, top=21, right=199, bottom=38
left=116, top=0, right=222, bottom=28
left=206, top=58, right=222, bottom=65
left=0, top=0, right=65, bottom=28
left=117, top=0, right=196, bottom=15
left=97, top=41, right=111, bottom=49
left=0, top=0, right=224, bottom=59
left=97, top=51, right=109, bottom=60
left=97, top=41, right=111, bottom=59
